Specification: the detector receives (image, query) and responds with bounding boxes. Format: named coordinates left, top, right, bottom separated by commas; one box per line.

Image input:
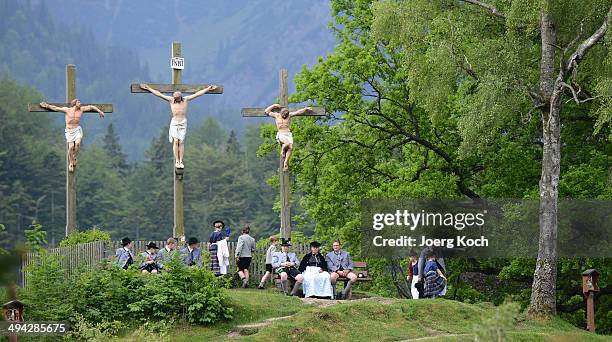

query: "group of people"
left=114, top=220, right=242, bottom=275
left=114, top=222, right=360, bottom=299
left=406, top=248, right=448, bottom=299
left=260, top=238, right=359, bottom=299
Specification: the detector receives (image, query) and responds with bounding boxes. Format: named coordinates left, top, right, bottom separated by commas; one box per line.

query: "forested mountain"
left=1, top=0, right=336, bottom=159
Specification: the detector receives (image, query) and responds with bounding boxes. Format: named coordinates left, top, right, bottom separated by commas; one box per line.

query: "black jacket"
left=298, top=252, right=328, bottom=272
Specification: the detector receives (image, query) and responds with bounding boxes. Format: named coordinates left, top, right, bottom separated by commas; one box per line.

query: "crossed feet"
left=175, top=160, right=185, bottom=169
left=68, top=158, right=77, bottom=173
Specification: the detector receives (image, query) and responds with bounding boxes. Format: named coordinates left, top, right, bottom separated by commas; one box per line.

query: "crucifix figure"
left=241, top=68, right=325, bottom=243
left=28, top=64, right=114, bottom=235
left=39, top=99, right=105, bottom=172
left=139, top=83, right=217, bottom=169
left=264, top=103, right=315, bottom=171
left=131, top=41, right=223, bottom=241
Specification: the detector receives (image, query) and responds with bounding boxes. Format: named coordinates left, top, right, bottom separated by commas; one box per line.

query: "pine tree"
left=225, top=130, right=241, bottom=156
left=103, top=123, right=127, bottom=172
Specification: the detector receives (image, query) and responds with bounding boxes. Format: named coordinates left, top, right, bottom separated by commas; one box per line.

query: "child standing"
left=257, top=236, right=279, bottom=289
left=422, top=251, right=447, bottom=298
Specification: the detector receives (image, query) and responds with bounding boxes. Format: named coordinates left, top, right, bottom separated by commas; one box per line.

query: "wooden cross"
left=241, top=68, right=325, bottom=244
left=131, top=41, right=223, bottom=242
left=27, top=64, right=114, bottom=236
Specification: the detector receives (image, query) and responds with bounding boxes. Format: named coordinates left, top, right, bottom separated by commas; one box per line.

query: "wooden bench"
left=272, top=261, right=371, bottom=299
left=336, top=261, right=371, bottom=299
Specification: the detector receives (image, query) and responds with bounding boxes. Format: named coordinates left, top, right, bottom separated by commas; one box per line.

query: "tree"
left=103, top=123, right=128, bottom=172
left=370, top=0, right=611, bottom=318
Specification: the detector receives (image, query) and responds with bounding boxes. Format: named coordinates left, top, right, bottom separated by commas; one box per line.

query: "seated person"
left=139, top=242, right=161, bottom=274
left=422, top=251, right=447, bottom=298
left=271, top=241, right=303, bottom=296
left=115, top=237, right=134, bottom=270
left=157, top=237, right=177, bottom=269
left=180, top=237, right=202, bottom=267
left=299, top=241, right=333, bottom=298
left=325, top=239, right=357, bottom=299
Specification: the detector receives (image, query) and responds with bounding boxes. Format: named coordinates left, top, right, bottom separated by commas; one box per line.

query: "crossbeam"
left=241, top=107, right=325, bottom=117
left=28, top=103, right=114, bottom=112
left=129, top=84, right=223, bottom=94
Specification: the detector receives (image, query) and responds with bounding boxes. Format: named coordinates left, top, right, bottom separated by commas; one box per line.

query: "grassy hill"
left=119, top=289, right=609, bottom=342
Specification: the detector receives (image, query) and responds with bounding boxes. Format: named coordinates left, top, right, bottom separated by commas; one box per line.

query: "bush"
left=21, top=251, right=233, bottom=336
left=59, top=228, right=111, bottom=247
left=21, top=251, right=73, bottom=321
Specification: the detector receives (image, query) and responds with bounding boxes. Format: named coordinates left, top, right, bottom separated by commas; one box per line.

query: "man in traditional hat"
left=325, top=239, right=358, bottom=299
left=298, top=241, right=333, bottom=298
left=180, top=237, right=202, bottom=267
left=271, top=241, right=303, bottom=296
left=115, top=237, right=134, bottom=270
left=139, top=242, right=161, bottom=274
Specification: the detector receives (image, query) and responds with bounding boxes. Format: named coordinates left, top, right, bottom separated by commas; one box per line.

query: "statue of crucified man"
left=264, top=104, right=313, bottom=171
left=140, top=84, right=217, bottom=169
left=40, top=99, right=105, bottom=172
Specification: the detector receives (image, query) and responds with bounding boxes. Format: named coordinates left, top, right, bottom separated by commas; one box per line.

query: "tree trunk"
left=529, top=9, right=559, bottom=317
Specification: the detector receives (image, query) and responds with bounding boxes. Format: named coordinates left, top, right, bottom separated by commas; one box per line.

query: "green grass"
left=119, top=289, right=611, bottom=342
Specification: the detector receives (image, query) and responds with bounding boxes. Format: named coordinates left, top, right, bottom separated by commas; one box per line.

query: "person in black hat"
left=180, top=237, right=202, bottom=267
left=212, top=220, right=231, bottom=240
left=139, top=242, right=161, bottom=274
left=298, top=241, right=333, bottom=298
left=115, top=237, right=134, bottom=270
left=271, top=241, right=302, bottom=295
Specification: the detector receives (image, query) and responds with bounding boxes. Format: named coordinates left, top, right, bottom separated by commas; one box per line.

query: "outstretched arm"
left=40, top=102, right=69, bottom=113
left=140, top=84, right=172, bottom=101
left=264, top=103, right=281, bottom=117
left=184, top=85, right=216, bottom=101
left=81, top=105, right=105, bottom=118
left=290, top=106, right=313, bottom=117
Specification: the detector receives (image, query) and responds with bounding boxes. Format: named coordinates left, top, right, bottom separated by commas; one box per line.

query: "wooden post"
left=240, top=68, right=325, bottom=244
left=586, top=292, right=595, bottom=332
left=65, top=65, right=77, bottom=236
left=581, top=268, right=600, bottom=333
left=278, top=69, right=291, bottom=242
left=131, top=42, right=223, bottom=244
left=172, top=42, right=185, bottom=242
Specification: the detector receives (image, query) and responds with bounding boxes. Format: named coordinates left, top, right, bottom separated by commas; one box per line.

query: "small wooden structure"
left=2, top=299, right=24, bottom=322
left=581, top=268, right=600, bottom=333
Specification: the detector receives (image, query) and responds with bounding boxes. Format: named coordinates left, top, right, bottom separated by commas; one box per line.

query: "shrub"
left=59, top=228, right=111, bottom=247
left=21, top=252, right=73, bottom=321
left=21, top=250, right=233, bottom=336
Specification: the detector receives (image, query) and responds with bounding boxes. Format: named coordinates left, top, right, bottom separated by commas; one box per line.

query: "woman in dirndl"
left=208, top=220, right=225, bottom=276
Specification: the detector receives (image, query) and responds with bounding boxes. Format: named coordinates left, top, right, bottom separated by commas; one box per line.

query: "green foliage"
left=474, top=302, right=521, bottom=342
left=66, top=315, right=124, bottom=342
left=59, top=228, right=111, bottom=247
left=282, top=0, right=611, bottom=333
left=22, top=252, right=73, bottom=321
left=21, top=252, right=233, bottom=337
left=24, top=221, right=47, bottom=252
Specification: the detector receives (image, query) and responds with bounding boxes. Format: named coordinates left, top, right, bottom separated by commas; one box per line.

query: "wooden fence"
left=21, top=240, right=310, bottom=287
left=21, top=241, right=106, bottom=287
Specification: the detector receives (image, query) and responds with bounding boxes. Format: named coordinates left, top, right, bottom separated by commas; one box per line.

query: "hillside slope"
left=120, top=289, right=609, bottom=341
